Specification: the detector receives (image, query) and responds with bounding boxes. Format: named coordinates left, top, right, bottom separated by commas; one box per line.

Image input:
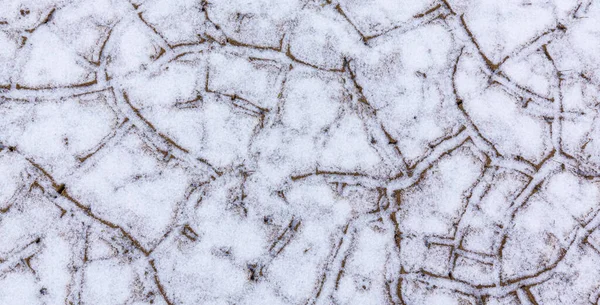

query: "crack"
left=458, top=15, right=503, bottom=72
left=149, top=259, right=175, bottom=305
left=0, top=239, right=42, bottom=275
left=387, top=128, right=470, bottom=192
left=25, top=156, right=152, bottom=256
left=333, top=4, right=368, bottom=45
left=344, top=58, right=409, bottom=176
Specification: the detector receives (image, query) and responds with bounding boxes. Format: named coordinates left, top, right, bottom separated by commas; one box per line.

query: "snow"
left=1, top=0, right=600, bottom=304
left=207, top=51, right=284, bottom=109
left=288, top=5, right=361, bottom=71
left=0, top=90, right=119, bottom=179
left=456, top=51, right=553, bottom=164
left=337, top=0, right=435, bottom=37
left=353, top=22, right=463, bottom=163
left=19, top=26, right=95, bottom=88
left=140, top=0, right=205, bottom=47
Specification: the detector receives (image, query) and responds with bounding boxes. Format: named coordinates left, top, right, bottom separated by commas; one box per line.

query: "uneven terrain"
left=1, top=0, right=600, bottom=304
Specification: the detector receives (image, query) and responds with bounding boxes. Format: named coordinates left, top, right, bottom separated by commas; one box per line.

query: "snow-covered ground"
left=0, top=0, right=600, bottom=304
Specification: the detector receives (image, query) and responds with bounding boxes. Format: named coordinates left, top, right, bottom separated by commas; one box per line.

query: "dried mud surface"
left=1, top=0, right=600, bottom=304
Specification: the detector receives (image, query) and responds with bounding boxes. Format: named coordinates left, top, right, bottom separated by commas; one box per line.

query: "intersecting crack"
left=1, top=0, right=600, bottom=304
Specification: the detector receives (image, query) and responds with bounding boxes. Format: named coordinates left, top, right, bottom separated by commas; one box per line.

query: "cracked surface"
left=1, top=0, right=600, bottom=304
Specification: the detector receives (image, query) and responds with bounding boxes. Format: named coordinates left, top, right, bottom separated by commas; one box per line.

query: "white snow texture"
left=0, top=0, right=600, bottom=304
